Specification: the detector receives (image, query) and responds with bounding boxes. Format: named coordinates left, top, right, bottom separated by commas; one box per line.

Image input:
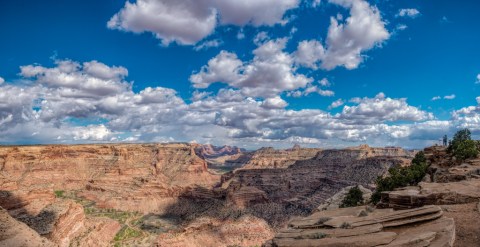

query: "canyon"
left=0, top=143, right=446, bottom=246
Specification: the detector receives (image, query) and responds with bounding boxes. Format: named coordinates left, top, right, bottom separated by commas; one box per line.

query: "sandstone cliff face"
left=223, top=145, right=414, bottom=210
left=0, top=143, right=222, bottom=246
left=195, top=144, right=244, bottom=159
left=241, top=146, right=322, bottom=169
left=0, top=143, right=219, bottom=213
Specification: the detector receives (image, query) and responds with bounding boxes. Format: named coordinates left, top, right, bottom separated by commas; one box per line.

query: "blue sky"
left=0, top=0, right=479, bottom=148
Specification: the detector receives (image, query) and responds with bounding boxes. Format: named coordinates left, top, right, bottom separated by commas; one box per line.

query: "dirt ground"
left=441, top=202, right=480, bottom=247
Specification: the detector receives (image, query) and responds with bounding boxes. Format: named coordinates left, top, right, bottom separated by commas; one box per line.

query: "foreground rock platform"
left=265, top=205, right=455, bottom=247
left=380, top=180, right=480, bottom=209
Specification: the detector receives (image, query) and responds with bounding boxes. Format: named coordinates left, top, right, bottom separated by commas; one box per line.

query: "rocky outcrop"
left=424, top=146, right=480, bottom=182
left=3, top=198, right=85, bottom=247
left=43, top=200, right=85, bottom=247
left=266, top=205, right=455, bottom=247
left=380, top=180, right=480, bottom=209
left=0, top=207, right=56, bottom=247
left=69, top=217, right=121, bottom=247
left=379, top=146, right=480, bottom=209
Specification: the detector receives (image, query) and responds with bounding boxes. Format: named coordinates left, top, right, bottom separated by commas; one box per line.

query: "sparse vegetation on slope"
left=371, top=151, right=428, bottom=204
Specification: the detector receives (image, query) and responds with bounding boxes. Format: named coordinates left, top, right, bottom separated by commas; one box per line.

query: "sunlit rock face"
left=0, top=143, right=219, bottom=213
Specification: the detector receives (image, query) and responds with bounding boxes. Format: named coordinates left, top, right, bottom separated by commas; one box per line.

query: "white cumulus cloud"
left=191, top=38, right=312, bottom=98
left=3, top=58, right=471, bottom=149
left=397, top=8, right=420, bottom=18
left=293, top=0, right=390, bottom=70
left=108, top=0, right=300, bottom=46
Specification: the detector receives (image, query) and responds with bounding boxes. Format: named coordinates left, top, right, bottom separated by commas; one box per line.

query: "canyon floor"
left=0, top=143, right=479, bottom=246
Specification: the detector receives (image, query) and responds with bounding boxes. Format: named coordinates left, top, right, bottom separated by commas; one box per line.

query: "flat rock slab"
left=386, top=217, right=455, bottom=247
left=276, top=223, right=383, bottom=239
left=273, top=231, right=397, bottom=247
left=382, top=180, right=480, bottom=208
left=267, top=205, right=455, bottom=247
left=289, top=206, right=368, bottom=229
left=323, top=205, right=441, bottom=228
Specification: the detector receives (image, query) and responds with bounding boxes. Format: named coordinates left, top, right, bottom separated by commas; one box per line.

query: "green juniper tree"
left=448, top=128, right=478, bottom=161
left=371, top=151, right=428, bottom=204
left=340, top=186, right=364, bottom=208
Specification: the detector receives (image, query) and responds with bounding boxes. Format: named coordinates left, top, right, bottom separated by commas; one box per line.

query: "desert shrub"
left=371, top=151, right=428, bottom=204
left=54, top=190, right=64, bottom=198
left=339, top=186, right=364, bottom=208
left=454, top=140, right=478, bottom=161
left=448, top=129, right=478, bottom=161
left=358, top=210, right=368, bottom=217
left=340, top=222, right=351, bottom=229
left=315, top=217, right=331, bottom=225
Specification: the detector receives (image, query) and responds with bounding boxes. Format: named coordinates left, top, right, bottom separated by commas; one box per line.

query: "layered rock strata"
left=380, top=180, right=480, bottom=209
left=0, top=143, right=219, bottom=213
left=266, top=205, right=455, bottom=247
left=241, top=146, right=322, bottom=169
left=224, top=145, right=413, bottom=209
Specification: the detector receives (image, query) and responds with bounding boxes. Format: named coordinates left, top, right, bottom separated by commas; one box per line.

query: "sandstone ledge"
left=265, top=205, right=455, bottom=247
left=380, top=179, right=480, bottom=209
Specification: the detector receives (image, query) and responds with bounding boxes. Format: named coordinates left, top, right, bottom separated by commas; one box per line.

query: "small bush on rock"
left=339, top=186, right=364, bottom=208
left=54, top=190, right=64, bottom=198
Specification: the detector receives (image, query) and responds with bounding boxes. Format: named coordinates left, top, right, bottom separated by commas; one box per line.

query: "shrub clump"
left=54, top=190, right=64, bottom=198
left=371, top=151, right=428, bottom=204
left=339, top=186, right=364, bottom=208
left=448, top=128, right=478, bottom=161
